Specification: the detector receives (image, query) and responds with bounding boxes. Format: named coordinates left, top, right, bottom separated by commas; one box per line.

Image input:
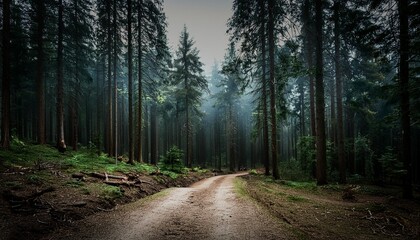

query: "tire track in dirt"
left=45, top=173, right=294, bottom=240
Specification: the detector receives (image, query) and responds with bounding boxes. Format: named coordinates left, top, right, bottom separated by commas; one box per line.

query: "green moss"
left=65, top=180, right=85, bottom=188
left=25, top=172, right=51, bottom=185
left=100, top=185, right=123, bottom=200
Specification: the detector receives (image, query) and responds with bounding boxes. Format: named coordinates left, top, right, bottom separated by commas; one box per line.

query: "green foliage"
left=62, top=151, right=157, bottom=174
left=11, top=135, right=26, bottom=152
left=158, top=146, right=186, bottom=174
left=160, top=171, right=179, bottom=179
left=100, top=185, right=123, bottom=200
left=66, top=180, right=85, bottom=188
left=297, top=136, right=315, bottom=176
left=0, top=141, right=157, bottom=176
left=279, top=158, right=311, bottom=181
left=379, top=147, right=404, bottom=180
left=26, top=173, right=49, bottom=185
left=281, top=180, right=317, bottom=191
left=191, top=166, right=208, bottom=173
left=354, top=136, right=374, bottom=178
left=249, top=169, right=258, bottom=175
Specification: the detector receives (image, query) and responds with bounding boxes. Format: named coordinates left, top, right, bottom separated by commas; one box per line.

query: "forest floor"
left=0, top=143, right=214, bottom=240
left=240, top=173, right=420, bottom=239
left=1, top=144, right=419, bottom=239
left=38, top=172, right=420, bottom=240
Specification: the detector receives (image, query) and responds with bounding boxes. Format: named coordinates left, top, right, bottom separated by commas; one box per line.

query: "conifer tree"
left=172, top=26, right=208, bottom=167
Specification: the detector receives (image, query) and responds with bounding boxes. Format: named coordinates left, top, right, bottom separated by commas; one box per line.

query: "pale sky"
left=163, top=0, right=233, bottom=75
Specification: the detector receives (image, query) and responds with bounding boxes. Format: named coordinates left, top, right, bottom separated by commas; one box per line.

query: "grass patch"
left=233, top=177, right=248, bottom=198
left=65, top=180, right=85, bottom=188
left=281, top=180, right=317, bottom=191
left=100, top=185, right=123, bottom=200
left=59, top=150, right=158, bottom=175
left=161, top=170, right=180, bottom=179
left=287, top=195, right=307, bottom=202
left=191, top=167, right=208, bottom=173
left=25, top=172, right=51, bottom=185
left=0, top=143, right=62, bottom=167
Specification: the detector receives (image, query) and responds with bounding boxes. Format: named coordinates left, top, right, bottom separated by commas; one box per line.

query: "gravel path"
left=45, top=173, right=294, bottom=240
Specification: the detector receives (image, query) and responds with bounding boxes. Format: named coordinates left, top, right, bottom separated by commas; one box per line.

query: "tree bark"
left=137, top=0, right=144, bottom=162
left=1, top=0, right=11, bottom=149
left=268, top=0, right=280, bottom=180
left=334, top=0, right=346, bottom=184
left=259, top=0, right=270, bottom=176
left=150, top=103, right=158, bottom=165
left=315, top=0, right=327, bottom=185
left=302, top=0, right=317, bottom=143
left=228, top=104, right=235, bottom=172
left=107, top=0, right=114, bottom=156
left=398, top=0, right=412, bottom=198
left=72, top=0, right=80, bottom=151
left=113, top=0, right=118, bottom=160
left=127, top=0, right=134, bottom=164
left=36, top=0, right=46, bottom=145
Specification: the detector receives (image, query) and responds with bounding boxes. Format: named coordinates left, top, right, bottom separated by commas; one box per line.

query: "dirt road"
left=46, top=173, right=294, bottom=240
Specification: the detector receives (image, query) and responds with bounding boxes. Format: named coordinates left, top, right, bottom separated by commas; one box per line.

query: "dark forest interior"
left=0, top=0, right=419, bottom=239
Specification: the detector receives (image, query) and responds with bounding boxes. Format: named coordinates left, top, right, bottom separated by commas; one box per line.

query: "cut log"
left=89, top=172, right=128, bottom=181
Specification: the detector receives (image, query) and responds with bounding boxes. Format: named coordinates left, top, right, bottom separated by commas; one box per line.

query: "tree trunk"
left=334, top=0, right=346, bottom=184
left=137, top=0, right=144, bottom=162
left=1, top=0, right=11, bottom=149
left=185, top=85, right=192, bottom=167
left=113, top=0, right=118, bottom=161
left=150, top=103, right=158, bottom=165
left=398, top=0, right=412, bottom=199
left=258, top=0, right=270, bottom=176
left=302, top=0, right=316, bottom=143
left=315, top=0, right=327, bottom=185
left=299, top=78, right=306, bottom=136
left=346, top=109, right=355, bottom=174
left=36, top=1, right=46, bottom=145
left=144, top=105, right=149, bottom=162
left=268, top=0, right=280, bottom=180
left=107, top=0, right=114, bottom=156
left=72, top=0, right=81, bottom=151
left=229, top=104, right=235, bottom=172
left=127, top=0, right=134, bottom=164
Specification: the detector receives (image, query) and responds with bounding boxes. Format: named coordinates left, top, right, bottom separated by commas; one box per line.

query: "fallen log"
left=104, top=180, right=136, bottom=187
left=135, top=179, right=154, bottom=185
left=88, top=172, right=128, bottom=181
